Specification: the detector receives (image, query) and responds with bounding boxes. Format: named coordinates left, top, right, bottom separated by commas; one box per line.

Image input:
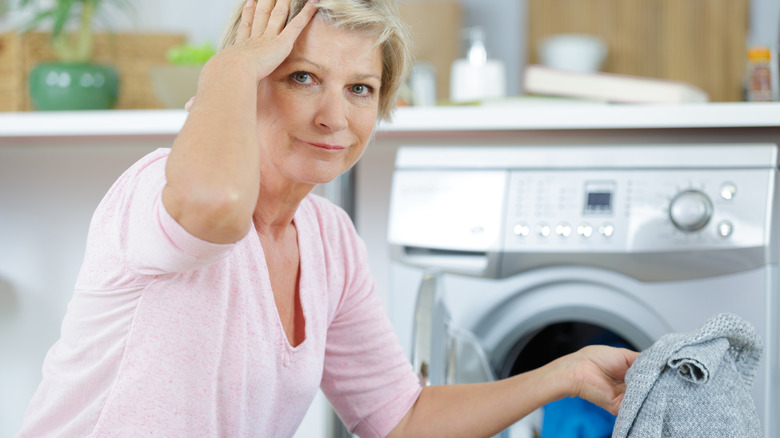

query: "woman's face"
left=256, top=16, right=383, bottom=189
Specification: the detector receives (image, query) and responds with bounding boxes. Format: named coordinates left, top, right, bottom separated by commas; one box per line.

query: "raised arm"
left=162, top=0, right=319, bottom=244
left=389, top=345, right=639, bottom=438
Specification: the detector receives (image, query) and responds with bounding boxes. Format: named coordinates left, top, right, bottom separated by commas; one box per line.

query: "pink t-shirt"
left=18, top=148, right=421, bottom=437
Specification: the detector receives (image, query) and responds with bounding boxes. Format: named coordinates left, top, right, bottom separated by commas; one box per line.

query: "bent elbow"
left=163, top=184, right=255, bottom=244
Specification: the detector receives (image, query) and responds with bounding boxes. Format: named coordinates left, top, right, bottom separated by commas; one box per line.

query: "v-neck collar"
left=251, top=206, right=309, bottom=352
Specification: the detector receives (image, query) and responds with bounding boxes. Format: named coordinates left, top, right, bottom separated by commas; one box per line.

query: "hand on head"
left=184, top=0, right=318, bottom=113
left=223, top=0, right=320, bottom=83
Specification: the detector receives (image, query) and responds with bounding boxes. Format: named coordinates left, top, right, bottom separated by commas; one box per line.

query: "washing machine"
left=386, top=144, right=779, bottom=437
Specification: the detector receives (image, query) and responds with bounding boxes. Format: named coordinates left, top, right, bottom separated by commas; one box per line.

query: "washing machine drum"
left=497, top=321, right=639, bottom=438
left=500, top=321, right=636, bottom=378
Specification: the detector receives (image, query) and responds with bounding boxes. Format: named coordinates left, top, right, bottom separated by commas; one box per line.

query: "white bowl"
left=537, top=34, right=608, bottom=73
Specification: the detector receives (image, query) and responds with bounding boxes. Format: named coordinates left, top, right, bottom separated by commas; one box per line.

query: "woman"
left=18, top=0, right=638, bottom=436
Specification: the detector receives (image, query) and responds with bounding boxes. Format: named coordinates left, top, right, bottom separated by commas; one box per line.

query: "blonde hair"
left=220, top=0, right=413, bottom=121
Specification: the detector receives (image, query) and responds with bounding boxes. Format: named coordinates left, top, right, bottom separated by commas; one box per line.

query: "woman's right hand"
left=186, top=0, right=318, bottom=112
left=219, top=0, right=320, bottom=84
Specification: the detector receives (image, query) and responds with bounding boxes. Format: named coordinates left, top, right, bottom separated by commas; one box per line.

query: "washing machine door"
left=410, top=266, right=668, bottom=385
left=410, top=271, right=439, bottom=386
left=413, top=267, right=671, bottom=437
left=438, top=267, right=670, bottom=373
left=411, top=271, right=495, bottom=387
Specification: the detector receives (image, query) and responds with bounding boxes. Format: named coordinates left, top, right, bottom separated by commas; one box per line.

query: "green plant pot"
left=28, top=62, right=119, bottom=111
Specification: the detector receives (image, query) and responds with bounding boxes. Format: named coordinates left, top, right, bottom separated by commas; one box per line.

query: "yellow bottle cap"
left=747, top=47, right=771, bottom=62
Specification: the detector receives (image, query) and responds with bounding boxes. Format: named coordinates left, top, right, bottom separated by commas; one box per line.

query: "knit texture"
left=612, top=313, right=763, bottom=437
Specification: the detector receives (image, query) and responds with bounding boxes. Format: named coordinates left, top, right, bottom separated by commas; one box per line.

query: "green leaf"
left=51, top=0, right=77, bottom=37
left=18, top=10, right=55, bottom=33
left=166, top=43, right=217, bottom=65
left=17, top=0, right=139, bottom=62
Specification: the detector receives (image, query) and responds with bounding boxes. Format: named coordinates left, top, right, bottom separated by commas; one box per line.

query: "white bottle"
left=449, top=27, right=506, bottom=103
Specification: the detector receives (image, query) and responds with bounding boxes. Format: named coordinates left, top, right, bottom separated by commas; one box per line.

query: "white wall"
left=750, top=0, right=780, bottom=47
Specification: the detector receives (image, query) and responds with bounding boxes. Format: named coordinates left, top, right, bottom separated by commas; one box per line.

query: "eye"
left=291, top=72, right=313, bottom=84
left=350, top=84, right=374, bottom=96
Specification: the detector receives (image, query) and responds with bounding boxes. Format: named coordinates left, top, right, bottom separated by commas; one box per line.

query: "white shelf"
left=0, top=109, right=188, bottom=138
left=1, top=103, right=780, bottom=139
left=379, top=102, right=780, bottom=131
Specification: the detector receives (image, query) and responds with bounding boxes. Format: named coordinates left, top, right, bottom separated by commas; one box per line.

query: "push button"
left=720, top=182, right=737, bottom=200
left=717, top=221, right=733, bottom=238
left=555, top=223, right=572, bottom=238
left=513, top=223, right=530, bottom=237
left=599, top=223, right=615, bottom=238
left=577, top=223, right=593, bottom=238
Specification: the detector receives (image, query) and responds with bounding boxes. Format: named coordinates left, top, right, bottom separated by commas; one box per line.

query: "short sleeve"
left=317, top=205, right=422, bottom=438
left=78, top=148, right=236, bottom=287
left=137, top=195, right=236, bottom=273
left=126, top=150, right=237, bottom=274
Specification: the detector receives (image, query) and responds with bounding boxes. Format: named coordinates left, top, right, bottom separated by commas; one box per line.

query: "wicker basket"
left=0, top=32, right=187, bottom=111
left=0, top=32, right=25, bottom=112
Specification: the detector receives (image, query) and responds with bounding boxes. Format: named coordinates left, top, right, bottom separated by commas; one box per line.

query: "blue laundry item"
left=542, top=396, right=615, bottom=438
left=540, top=331, right=630, bottom=438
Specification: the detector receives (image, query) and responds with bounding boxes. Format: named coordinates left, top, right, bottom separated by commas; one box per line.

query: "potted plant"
left=20, top=0, right=131, bottom=110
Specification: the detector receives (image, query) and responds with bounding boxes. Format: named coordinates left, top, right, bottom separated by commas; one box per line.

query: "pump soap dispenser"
left=449, top=27, right=506, bottom=103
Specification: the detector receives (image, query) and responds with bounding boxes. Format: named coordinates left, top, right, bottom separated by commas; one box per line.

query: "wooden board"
left=527, top=0, right=750, bottom=101
left=399, top=1, right=462, bottom=102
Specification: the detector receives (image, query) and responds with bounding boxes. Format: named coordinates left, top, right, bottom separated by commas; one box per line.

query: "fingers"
left=262, top=0, right=292, bottom=36
left=235, top=0, right=256, bottom=43
left=281, top=0, right=319, bottom=37
left=251, top=0, right=280, bottom=37
left=566, top=346, right=635, bottom=414
left=237, top=0, right=318, bottom=44
left=226, top=0, right=318, bottom=82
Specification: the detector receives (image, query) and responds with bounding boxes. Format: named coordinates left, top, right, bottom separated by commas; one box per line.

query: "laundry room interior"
left=1, top=0, right=780, bottom=437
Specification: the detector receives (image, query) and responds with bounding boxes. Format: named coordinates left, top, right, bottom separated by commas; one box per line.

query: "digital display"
left=588, top=192, right=612, bottom=208
left=584, top=181, right=615, bottom=215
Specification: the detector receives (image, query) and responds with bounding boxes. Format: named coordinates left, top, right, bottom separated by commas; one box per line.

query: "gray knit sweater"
left=612, top=313, right=763, bottom=438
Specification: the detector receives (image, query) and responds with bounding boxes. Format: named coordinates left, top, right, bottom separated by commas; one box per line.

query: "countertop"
left=1, top=102, right=779, bottom=139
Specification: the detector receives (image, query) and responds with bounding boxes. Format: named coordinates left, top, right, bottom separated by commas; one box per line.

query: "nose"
left=314, top=88, right=348, bottom=133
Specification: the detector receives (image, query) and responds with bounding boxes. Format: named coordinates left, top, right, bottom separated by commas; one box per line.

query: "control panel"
left=503, top=169, right=773, bottom=253
left=389, top=144, right=778, bottom=278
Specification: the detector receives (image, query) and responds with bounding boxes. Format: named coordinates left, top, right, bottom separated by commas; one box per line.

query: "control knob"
left=669, top=190, right=713, bottom=232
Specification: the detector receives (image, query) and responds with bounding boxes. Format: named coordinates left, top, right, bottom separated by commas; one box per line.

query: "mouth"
left=306, top=141, right=346, bottom=151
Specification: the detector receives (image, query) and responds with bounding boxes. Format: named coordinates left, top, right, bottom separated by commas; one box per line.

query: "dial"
left=669, top=190, right=713, bottom=232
